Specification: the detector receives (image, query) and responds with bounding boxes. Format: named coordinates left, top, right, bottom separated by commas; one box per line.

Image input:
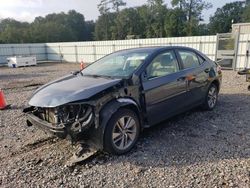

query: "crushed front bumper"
left=23, top=105, right=95, bottom=141
left=26, top=112, right=67, bottom=138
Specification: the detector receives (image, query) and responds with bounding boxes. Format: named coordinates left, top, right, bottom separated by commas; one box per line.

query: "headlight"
left=58, top=104, right=94, bottom=131
left=37, top=107, right=58, bottom=125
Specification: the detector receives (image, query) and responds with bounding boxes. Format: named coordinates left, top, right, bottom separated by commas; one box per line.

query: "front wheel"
left=202, top=83, right=218, bottom=110
left=103, top=108, right=140, bottom=155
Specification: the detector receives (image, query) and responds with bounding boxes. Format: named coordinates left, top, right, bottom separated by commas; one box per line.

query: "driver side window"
left=146, top=50, right=179, bottom=80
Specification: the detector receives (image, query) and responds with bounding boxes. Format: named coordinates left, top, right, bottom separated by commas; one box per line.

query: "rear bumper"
left=26, top=112, right=67, bottom=138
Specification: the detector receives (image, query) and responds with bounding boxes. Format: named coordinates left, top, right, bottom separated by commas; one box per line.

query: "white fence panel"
left=236, top=34, right=250, bottom=69
left=4, top=35, right=248, bottom=68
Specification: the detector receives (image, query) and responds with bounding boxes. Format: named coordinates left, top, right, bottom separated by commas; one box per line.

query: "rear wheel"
left=103, top=108, right=140, bottom=155
left=202, top=83, right=218, bottom=110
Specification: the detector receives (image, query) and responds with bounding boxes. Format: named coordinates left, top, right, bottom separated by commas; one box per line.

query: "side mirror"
left=71, top=70, right=83, bottom=76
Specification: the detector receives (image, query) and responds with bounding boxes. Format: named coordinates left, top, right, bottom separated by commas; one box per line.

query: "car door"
left=141, top=50, right=188, bottom=125
left=176, top=49, right=209, bottom=105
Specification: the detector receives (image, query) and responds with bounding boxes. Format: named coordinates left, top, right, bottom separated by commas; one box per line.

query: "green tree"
left=209, top=1, right=245, bottom=34
left=84, top=21, right=95, bottom=41
left=137, top=5, right=153, bottom=38
left=96, top=0, right=126, bottom=40
left=196, top=24, right=210, bottom=36
left=0, top=10, right=94, bottom=43
left=110, top=0, right=126, bottom=12
left=147, top=0, right=167, bottom=37
left=97, top=0, right=111, bottom=40
left=171, top=0, right=212, bottom=35
left=30, top=12, right=78, bottom=42
left=110, top=0, right=127, bottom=39
left=242, top=2, right=250, bottom=22
left=94, top=12, right=116, bottom=40
left=0, top=19, right=31, bottom=43
left=111, top=8, right=144, bottom=39
left=66, top=10, right=86, bottom=41
left=164, top=8, right=187, bottom=37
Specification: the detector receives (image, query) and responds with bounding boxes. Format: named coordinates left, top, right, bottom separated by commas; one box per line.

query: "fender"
left=89, top=97, right=142, bottom=150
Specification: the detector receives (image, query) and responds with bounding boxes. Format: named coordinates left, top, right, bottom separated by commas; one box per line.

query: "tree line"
left=0, top=0, right=250, bottom=43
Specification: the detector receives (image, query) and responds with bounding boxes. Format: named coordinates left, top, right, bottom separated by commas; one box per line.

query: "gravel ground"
left=0, top=63, right=250, bottom=188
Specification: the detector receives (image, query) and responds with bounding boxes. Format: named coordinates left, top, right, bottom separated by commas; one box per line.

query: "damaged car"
left=24, top=46, right=222, bottom=155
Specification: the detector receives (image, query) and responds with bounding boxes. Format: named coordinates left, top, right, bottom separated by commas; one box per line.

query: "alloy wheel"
left=207, top=86, right=218, bottom=108
left=112, top=116, right=137, bottom=150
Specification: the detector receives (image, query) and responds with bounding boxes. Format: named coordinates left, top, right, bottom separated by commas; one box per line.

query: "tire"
left=103, top=108, right=140, bottom=155
left=202, top=83, right=218, bottom=111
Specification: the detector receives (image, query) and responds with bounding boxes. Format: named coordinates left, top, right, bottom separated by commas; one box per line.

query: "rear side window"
left=178, top=50, right=200, bottom=69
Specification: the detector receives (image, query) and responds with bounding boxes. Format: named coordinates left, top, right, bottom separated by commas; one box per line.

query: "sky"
left=0, top=0, right=243, bottom=23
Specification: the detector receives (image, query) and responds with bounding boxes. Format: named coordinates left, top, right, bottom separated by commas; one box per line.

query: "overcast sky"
left=0, top=0, right=242, bottom=23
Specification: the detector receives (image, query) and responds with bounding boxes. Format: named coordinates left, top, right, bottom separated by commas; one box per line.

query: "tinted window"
left=178, top=50, right=200, bottom=69
left=146, top=50, right=179, bottom=79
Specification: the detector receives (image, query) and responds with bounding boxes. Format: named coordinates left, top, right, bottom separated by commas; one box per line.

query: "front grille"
left=34, top=105, right=93, bottom=129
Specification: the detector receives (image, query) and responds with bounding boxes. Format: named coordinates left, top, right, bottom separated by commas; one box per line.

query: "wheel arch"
left=211, top=79, right=220, bottom=91
left=92, top=97, right=142, bottom=150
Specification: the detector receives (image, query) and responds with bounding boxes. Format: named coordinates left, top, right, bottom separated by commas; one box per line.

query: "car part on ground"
left=66, top=142, right=98, bottom=167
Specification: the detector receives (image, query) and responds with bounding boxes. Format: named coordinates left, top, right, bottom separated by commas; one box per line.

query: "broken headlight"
left=58, top=104, right=94, bottom=132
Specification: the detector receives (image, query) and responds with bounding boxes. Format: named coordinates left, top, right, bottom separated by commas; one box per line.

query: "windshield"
left=81, top=50, right=151, bottom=78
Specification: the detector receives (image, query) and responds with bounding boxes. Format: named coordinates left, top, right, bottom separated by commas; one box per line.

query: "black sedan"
left=24, top=46, right=222, bottom=154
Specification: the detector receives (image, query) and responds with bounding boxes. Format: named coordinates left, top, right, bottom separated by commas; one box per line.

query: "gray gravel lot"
left=0, top=63, right=250, bottom=187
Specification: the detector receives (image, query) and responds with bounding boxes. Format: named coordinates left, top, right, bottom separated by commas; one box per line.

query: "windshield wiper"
left=83, top=74, right=114, bottom=79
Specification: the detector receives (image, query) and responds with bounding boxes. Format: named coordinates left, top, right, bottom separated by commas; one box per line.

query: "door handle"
left=177, top=76, right=186, bottom=81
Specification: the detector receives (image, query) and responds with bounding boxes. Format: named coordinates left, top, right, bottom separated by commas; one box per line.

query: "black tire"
left=202, top=83, right=218, bottom=111
left=103, top=108, right=140, bottom=155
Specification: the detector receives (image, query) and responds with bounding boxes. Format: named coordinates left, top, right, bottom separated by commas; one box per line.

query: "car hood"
left=29, top=74, right=122, bottom=107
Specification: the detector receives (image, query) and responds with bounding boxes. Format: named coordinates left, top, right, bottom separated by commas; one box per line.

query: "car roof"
left=115, top=46, right=198, bottom=54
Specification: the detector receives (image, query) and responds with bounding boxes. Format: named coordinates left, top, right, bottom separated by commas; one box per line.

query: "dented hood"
left=28, top=74, right=122, bottom=107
